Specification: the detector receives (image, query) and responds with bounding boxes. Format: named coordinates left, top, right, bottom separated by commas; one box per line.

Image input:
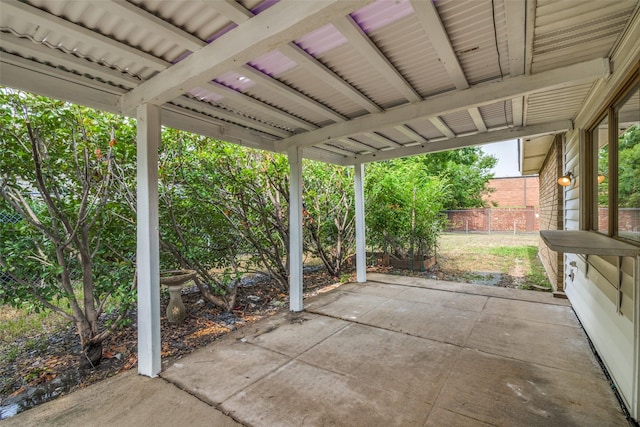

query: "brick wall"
left=537, top=135, right=564, bottom=293
left=484, top=176, right=540, bottom=208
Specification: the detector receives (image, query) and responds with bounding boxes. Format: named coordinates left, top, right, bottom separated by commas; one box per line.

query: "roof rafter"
left=429, top=117, right=456, bottom=139
left=206, top=81, right=317, bottom=131
left=410, top=0, right=489, bottom=133
left=120, top=0, right=372, bottom=113
left=0, top=36, right=140, bottom=88
left=239, top=64, right=346, bottom=123
left=104, top=0, right=206, bottom=52
left=199, top=0, right=254, bottom=24
left=410, top=0, right=467, bottom=90
left=199, top=0, right=381, bottom=115
left=172, top=96, right=291, bottom=138
left=333, top=15, right=421, bottom=103
left=282, top=57, right=610, bottom=150
left=2, top=1, right=168, bottom=72
left=363, top=132, right=403, bottom=148
left=0, top=54, right=283, bottom=149
left=395, top=125, right=428, bottom=144
left=279, top=43, right=382, bottom=114
left=345, top=120, right=572, bottom=165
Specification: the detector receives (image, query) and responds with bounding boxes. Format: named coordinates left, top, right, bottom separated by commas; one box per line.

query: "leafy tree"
left=303, top=161, right=355, bottom=277
left=213, top=146, right=291, bottom=290
left=618, top=124, right=640, bottom=208
left=366, top=158, right=447, bottom=259
left=419, top=147, right=496, bottom=209
left=157, top=130, right=244, bottom=311
left=0, top=89, right=137, bottom=366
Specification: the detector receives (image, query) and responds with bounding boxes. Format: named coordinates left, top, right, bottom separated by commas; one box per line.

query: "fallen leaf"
left=9, top=386, right=26, bottom=397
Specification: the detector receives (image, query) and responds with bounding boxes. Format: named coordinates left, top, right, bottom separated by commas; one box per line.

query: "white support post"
left=354, top=163, right=366, bottom=283
left=136, top=103, right=161, bottom=377
left=288, top=146, right=304, bottom=312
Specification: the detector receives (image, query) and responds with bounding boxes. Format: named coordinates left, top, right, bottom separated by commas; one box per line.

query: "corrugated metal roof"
left=367, top=14, right=456, bottom=97
left=437, top=0, right=509, bottom=84
left=316, top=42, right=407, bottom=109
left=480, top=101, right=512, bottom=129
left=532, top=0, right=637, bottom=73
left=1, top=0, right=637, bottom=167
left=277, top=66, right=366, bottom=119
left=527, top=82, right=595, bottom=125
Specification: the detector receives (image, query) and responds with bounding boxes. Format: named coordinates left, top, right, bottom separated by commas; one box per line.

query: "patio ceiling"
left=1, top=0, right=638, bottom=168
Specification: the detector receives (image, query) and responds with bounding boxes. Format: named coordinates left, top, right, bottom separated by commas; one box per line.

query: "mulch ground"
left=0, top=268, right=342, bottom=415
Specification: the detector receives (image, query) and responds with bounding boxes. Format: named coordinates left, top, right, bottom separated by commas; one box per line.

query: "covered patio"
left=2, top=0, right=639, bottom=422
left=4, top=273, right=628, bottom=426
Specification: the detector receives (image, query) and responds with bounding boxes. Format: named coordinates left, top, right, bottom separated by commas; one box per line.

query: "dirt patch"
left=380, top=233, right=550, bottom=290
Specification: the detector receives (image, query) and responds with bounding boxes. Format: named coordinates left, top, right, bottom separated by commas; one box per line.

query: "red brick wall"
left=537, top=135, right=564, bottom=292
left=484, top=176, right=540, bottom=208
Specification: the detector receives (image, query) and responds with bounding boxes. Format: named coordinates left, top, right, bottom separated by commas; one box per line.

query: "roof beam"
left=505, top=0, right=527, bottom=127
left=239, top=65, right=346, bottom=123
left=120, top=0, right=371, bottom=113
left=1, top=1, right=168, bottom=72
left=282, top=57, right=610, bottom=150
left=344, top=120, right=572, bottom=165
left=333, top=15, right=421, bottom=103
left=104, top=0, right=205, bottom=52
left=0, top=54, right=126, bottom=113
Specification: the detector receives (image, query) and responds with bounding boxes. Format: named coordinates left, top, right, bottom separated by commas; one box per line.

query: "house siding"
left=559, top=17, right=640, bottom=417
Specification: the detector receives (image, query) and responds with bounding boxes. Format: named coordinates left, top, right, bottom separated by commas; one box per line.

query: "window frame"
left=586, top=69, right=640, bottom=244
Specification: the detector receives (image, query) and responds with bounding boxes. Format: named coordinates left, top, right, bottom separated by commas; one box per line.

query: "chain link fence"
left=443, top=208, right=539, bottom=234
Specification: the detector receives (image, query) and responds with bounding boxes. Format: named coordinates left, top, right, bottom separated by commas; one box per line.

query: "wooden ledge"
left=540, top=230, right=640, bottom=257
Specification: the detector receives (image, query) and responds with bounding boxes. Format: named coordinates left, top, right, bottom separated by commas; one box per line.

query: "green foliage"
left=418, top=147, right=496, bottom=209
left=303, top=161, right=355, bottom=276
left=0, top=89, right=137, bottom=358
left=618, top=124, right=640, bottom=208
left=157, top=130, right=246, bottom=309
left=366, top=158, right=447, bottom=258
left=208, top=144, right=291, bottom=289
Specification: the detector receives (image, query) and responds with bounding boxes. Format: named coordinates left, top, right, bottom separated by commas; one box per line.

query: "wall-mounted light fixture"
left=597, top=174, right=606, bottom=184
left=557, top=172, right=574, bottom=186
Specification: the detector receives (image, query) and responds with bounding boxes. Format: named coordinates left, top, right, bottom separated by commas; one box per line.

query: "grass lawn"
left=435, top=232, right=551, bottom=290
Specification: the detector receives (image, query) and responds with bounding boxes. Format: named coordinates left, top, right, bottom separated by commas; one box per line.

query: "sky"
left=479, top=139, right=521, bottom=178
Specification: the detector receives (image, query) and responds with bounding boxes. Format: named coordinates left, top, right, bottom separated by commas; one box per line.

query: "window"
left=588, top=72, right=640, bottom=244
left=617, top=87, right=640, bottom=243
left=595, top=115, right=609, bottom=235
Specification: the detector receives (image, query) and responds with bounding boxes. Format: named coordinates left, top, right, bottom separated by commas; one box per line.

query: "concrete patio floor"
left=4, top=273, right=629, bottom=426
